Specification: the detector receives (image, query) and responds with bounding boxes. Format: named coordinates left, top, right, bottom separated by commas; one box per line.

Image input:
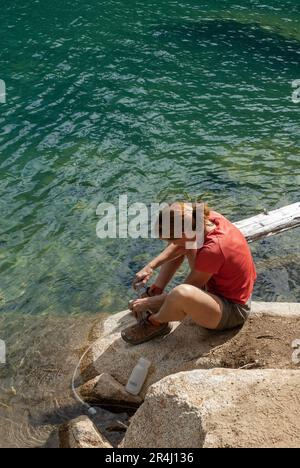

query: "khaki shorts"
left=215, top=296, right=252, bottom=331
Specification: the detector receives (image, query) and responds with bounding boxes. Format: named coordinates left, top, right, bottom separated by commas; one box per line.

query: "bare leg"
left=151, top=284, right=224, bottom=330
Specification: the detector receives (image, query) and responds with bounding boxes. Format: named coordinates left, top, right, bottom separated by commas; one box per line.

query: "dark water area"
left=0, top=0, right=299, bottom=447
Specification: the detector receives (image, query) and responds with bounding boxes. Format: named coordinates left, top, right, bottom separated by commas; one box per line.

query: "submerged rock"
left=123, top=368, right=300, bottom=448
left=59, top=416, right=112, bottom=449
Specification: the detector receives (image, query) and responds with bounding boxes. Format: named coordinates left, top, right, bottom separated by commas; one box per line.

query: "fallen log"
left=235, top=202, right=300, bottom=243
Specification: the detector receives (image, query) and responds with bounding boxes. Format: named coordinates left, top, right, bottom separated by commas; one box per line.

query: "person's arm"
left=153, top=255, right=185, bottom=291
left=132, top=243, right=186, bottom=289
left=186, top=240, right=222, bottom=289
left=184, top=269, right=212, bottom=289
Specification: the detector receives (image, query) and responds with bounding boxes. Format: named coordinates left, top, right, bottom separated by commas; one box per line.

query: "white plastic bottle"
left=125, top=358, right=151, bottom=395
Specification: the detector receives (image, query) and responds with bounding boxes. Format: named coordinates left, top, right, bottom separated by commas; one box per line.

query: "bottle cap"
left=138, top=357, right=151, bottom=368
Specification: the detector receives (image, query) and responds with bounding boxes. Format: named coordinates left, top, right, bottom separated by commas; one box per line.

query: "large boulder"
left=79, top=303, right=300, bottom=405
left=123, top=368, right=300, bottom=448
left=59, top=416, right=112, bottom=449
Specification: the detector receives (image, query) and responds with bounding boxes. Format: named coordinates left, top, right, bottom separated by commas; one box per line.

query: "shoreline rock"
left=79, top=372, right=142, bottom=408
left=123, top=368, right=300, bottom=448
left=78, top=302, right=300, bottom=406
left=59, top=416, right=112, bottom=449
left=66, top=302, right=300, bottom=449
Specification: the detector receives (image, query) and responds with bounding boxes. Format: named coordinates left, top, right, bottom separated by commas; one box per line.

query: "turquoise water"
left=0, top=0, right=300, bottom=447
left=0, top=0, right=300, bottom=316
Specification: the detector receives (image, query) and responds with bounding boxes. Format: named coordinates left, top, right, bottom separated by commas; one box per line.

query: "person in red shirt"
left=122, top=202, right=257, bottom=345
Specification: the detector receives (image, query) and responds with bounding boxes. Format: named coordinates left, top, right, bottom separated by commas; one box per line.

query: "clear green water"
left=0, top=0, right=300, bottom=447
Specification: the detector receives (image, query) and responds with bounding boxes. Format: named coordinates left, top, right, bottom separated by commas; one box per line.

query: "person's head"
left=156, top=201, right=211, bottom=246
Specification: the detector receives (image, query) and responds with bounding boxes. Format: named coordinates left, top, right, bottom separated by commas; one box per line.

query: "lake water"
left=0, top=0, right=299, bottom=447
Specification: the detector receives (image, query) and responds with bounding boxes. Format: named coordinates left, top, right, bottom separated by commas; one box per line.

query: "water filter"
left=125, top=357, right=151, bottom=395
left=135, top=281, right=147, bottom=297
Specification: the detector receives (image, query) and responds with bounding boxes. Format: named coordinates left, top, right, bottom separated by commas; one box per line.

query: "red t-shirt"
left=195, top=211, right=256, bottom=304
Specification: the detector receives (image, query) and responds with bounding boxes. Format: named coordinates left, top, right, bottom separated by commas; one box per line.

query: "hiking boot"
left=121, top=317, right=172, bottom=345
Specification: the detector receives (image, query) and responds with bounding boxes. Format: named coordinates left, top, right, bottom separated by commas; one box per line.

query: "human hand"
left=128, top=298, right=151, bottom=320
left=129, top=294, right=165, bottom=318
left=132, top=265, right=153, bottom=290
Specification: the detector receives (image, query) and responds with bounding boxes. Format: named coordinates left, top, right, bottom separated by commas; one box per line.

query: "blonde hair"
left=157, top=201, right=211, bottom=239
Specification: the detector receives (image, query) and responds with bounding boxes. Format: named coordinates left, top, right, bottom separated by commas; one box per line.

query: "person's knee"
left=170, top=284, right=195, bottom=301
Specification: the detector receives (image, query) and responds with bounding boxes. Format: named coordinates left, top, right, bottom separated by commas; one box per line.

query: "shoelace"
left=138, top=310, right=152, bottom=326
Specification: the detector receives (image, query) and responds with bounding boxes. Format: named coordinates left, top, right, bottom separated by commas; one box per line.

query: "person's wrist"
left=148, top=284, right=164, bottom=296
